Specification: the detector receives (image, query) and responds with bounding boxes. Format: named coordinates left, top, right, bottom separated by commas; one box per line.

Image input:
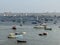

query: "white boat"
left=34, top=25, right=45, bottom=29
left=8, top=33, right=16, bottom=38
left=44, top=26, right=52, bottom=30
left=41, top=23, right=47, bottom=26
left=16, top=35, right=27, bottom=43
left=33, top=23, right=47, bottom=29
left=8, top=32, right=26, bottom=38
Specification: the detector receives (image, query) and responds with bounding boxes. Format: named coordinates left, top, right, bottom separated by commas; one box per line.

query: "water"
left=0, top=23, right=60, bottom=45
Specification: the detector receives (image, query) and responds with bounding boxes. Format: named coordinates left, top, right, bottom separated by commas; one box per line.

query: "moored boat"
left=12, top=25, right=16, bottom=30
left=34, top=25, right=44, bottom=29
left=8, top=33, right=16, bottom=38
left=38, top=32, right=47, bottom=36
left=33, top=23, right=47, bottom=29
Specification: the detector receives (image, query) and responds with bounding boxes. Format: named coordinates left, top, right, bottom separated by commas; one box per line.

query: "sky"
left=0, top=0, right=60, bottom=13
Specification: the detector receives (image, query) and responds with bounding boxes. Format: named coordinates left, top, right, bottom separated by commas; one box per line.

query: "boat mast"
left=20, top=14, right=22, bottom=26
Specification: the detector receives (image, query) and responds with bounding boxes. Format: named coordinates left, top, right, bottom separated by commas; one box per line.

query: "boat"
left=33, top=23, right=47, bottom=29
left=41, top=23, right=47, bottom=26
left=16, top=35, right=27, bottom=43
left=15, top=32, right=27, bottom=43
left=38, top=34, right=43, bottom=36
left=34, top=25, right=44, bottom=29
left=44, top=26, right=52, bottom=30
left=16, top=32, right=27, bottom=43
left=8, top=33, right=16, bottom=38
left=8, top=32, right=26, bottom=38
left=32, top=21, right=37, bottom=24
left=44, top=28, right=52, bottom=30
left=38, top=32, right=47, bottom=36
left=12, top=25, right=16, bottom=30
left=43, top=32, right=47, bottom=35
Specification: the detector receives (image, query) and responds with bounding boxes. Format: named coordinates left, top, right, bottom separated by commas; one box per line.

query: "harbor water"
left=0, top=22, right=60, bottom=45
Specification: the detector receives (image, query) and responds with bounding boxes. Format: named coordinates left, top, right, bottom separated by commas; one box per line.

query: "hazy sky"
left=0, top=0, right=60, bottom=13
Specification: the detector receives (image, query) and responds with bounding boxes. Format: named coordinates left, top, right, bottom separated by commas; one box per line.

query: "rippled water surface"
left=0, top=23, right=60, bottom=45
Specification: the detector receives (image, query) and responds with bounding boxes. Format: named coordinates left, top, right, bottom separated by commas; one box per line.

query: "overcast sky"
left=0, top=0, right=60, bottom=13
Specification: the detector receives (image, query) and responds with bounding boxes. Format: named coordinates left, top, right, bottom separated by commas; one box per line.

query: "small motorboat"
left=41, top=23, right=47, bottom=26
left=38, top=32, right=47, bottom=36
left=34, top=23, right=47, bottom=29
left=8, top=32, right=21, bottom=38
left=38, top=34, right=43, bottom=36
left=43, top=32, right=47, bottom=35
left=8, top=32, right=27, bottom=39
left=34, top=26, right=44, bottom=29
left=44, top=28, right=52, bottom=30
left=8, top=33, right=16, bottom=38
left=16, top=35, right=27, bottom=43
left=12, top=25, right=16, bottom=30
left=15, top=32, right=26, bottom=35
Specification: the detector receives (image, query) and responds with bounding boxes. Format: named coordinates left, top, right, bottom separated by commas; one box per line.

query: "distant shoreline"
left=0, top=12, right=60, bottom=16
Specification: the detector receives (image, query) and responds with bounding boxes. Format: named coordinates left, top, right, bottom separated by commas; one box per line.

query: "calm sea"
left=0, top=22, right=60, bottom=45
